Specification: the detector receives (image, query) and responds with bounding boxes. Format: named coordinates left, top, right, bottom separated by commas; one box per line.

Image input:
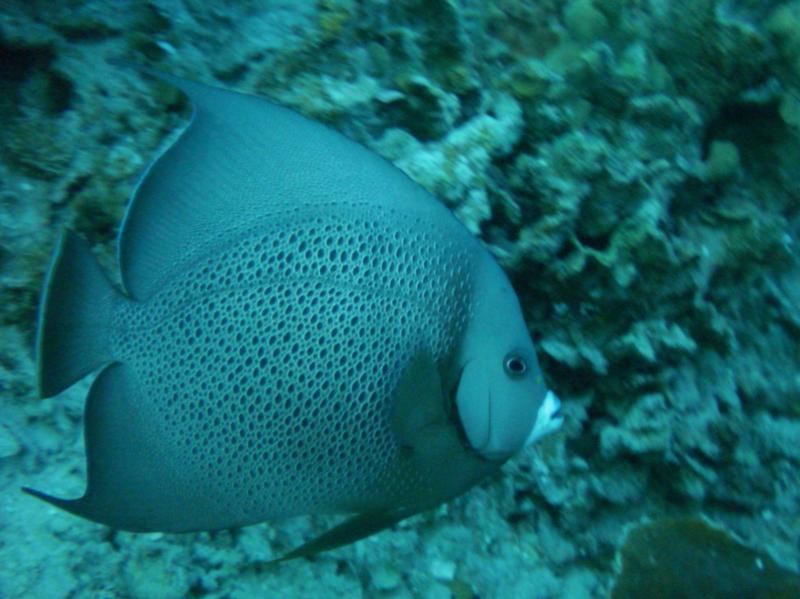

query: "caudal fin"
left=36, top=231, right=122, bottom=398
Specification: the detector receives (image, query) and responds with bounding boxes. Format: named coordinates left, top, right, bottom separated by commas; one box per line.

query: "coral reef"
left=1, top=0, right=798, bottom=597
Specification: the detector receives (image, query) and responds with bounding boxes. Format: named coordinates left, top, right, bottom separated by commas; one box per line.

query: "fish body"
left=27, top=67, right=562, bottom=554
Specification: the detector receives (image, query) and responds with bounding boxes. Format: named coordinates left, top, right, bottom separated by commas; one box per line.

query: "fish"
left=24, top=65, right=563, bottom=559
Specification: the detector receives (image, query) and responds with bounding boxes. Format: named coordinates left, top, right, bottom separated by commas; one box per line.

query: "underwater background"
left=1, top=0, right=799, bottom=597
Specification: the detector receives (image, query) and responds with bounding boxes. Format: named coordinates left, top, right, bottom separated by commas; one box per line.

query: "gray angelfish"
left=25, top=65, right=563, bottom=559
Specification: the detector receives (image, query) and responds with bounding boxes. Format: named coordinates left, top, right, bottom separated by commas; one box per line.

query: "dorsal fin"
left=117, top=65, right=439, bottom=301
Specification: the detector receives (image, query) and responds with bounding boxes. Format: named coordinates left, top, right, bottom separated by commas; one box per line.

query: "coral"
left=1, top=0, right=799, bottom=597
left=651, top=0, right=769, bottom=114
left=388, top=0, right=475, bottom=93
left=563, top=0, right=608, bottom=43
left=599, top=394, right=673, bottom=459
left=704, top=140, right=741, bottom=181
left=375, top=74, right=459, bottom=141
left=766, top=2, right=800, bottom=83
left=3, top=114, right=77, bottom=179
left=611, top=517, right=800, bottom=599
left=386, top=91, right=523, bottom=227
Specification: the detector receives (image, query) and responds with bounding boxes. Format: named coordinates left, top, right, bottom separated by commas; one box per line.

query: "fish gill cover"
left=0, top=0, right=798, bottom=598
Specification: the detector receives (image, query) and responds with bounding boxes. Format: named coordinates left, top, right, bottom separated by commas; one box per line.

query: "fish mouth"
left=525, top=390, right=563, bottom=446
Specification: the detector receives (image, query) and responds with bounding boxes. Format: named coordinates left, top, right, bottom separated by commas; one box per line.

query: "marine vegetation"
left=611, top=516, right=800, bottom=599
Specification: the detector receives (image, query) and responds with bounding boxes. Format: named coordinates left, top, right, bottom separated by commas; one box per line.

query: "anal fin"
left=272, top=509, right=414, bottom=563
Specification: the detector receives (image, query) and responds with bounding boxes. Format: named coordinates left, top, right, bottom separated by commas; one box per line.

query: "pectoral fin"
left=391, top=349, right=469, bottom=467
left=272, top=508, right=414, bottom=563
left=392, top=349, right=447, bottom=450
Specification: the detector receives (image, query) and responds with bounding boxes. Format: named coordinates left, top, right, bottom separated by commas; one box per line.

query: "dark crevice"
left=0, top=37, right=55, bottom=85
left=701, top=100, right=783, bottom=160
left=702, top=99, right=788, bottom=186
left=60, top=174, right=90, bottom=207
left=0, top=37, right=75, bottom=116
left=41, top=70, right=75, bottom=114
left=576, top=229, right=611, bottom=252
left=555, top=238, right=577, bottom=260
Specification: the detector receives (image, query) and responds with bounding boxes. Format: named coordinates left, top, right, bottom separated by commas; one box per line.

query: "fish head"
left=454, top=261, right=563, bottom=462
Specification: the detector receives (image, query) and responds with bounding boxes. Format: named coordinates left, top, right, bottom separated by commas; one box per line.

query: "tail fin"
left=36, top=231, right=122, bottom=398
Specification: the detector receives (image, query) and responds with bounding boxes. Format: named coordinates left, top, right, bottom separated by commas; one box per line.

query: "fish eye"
left=503, top=353, right=527, bottom=378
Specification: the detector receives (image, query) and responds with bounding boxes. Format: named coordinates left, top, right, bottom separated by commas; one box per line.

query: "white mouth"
left=525, top=391, right=563, bottom=446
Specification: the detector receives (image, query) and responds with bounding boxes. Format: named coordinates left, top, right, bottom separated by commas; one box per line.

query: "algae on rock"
left=611, top=517, right=800, bottom=599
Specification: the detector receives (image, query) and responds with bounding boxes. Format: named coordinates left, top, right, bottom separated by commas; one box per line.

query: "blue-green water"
left=1, top=1, right=798, bottom=597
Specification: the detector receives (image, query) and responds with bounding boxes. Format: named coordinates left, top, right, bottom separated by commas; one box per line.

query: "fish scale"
left=26, top=65, right=562, bottom=558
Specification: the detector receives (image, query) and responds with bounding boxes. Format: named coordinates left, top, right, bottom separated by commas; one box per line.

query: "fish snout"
left=525, top=390, right=563, bottom=446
